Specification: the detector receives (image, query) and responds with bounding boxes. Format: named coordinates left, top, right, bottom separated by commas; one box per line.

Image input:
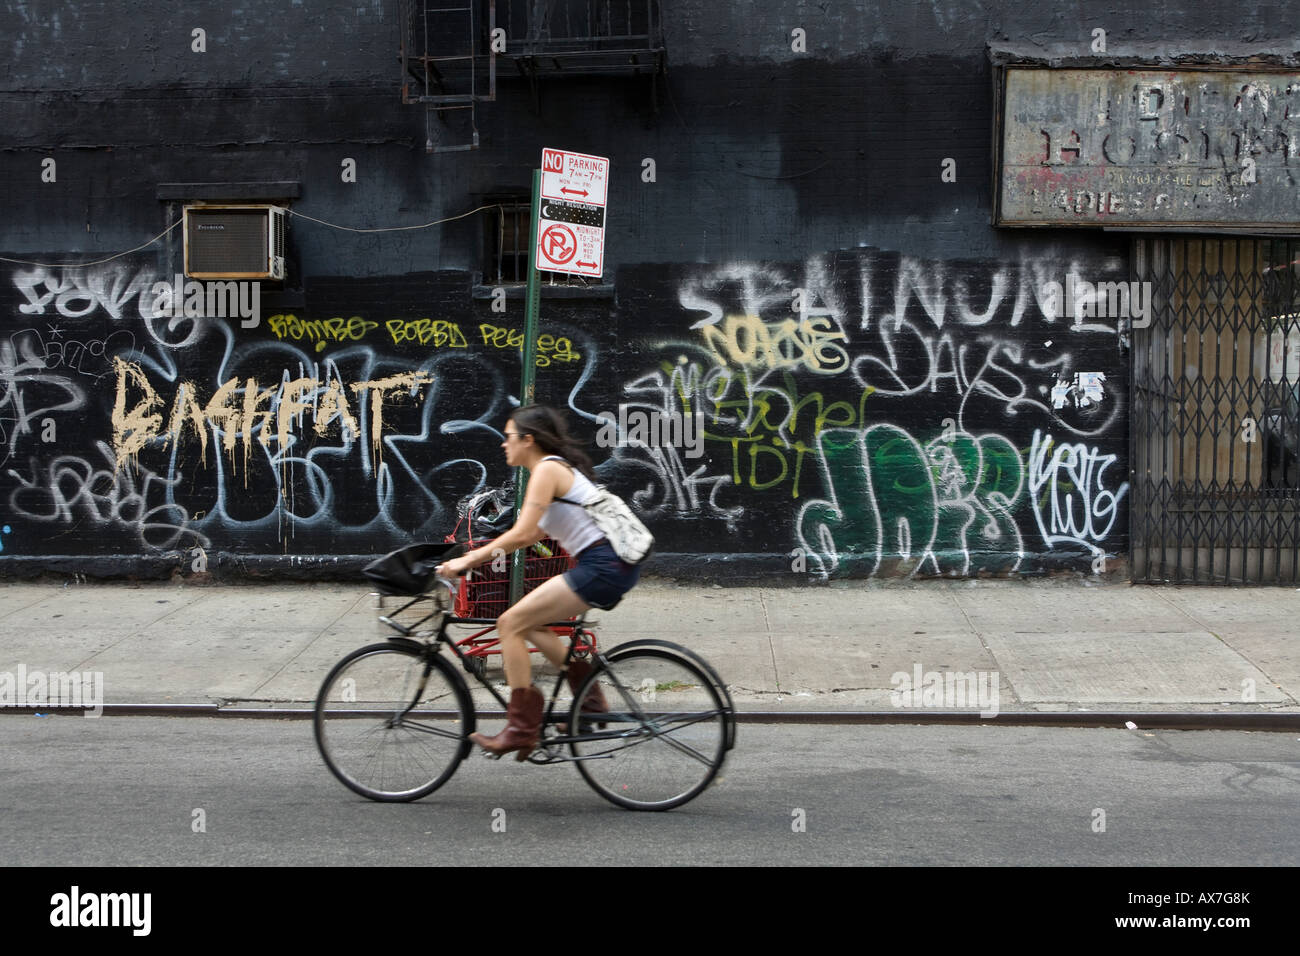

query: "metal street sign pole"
left=509, top=168, right=543, bottom=606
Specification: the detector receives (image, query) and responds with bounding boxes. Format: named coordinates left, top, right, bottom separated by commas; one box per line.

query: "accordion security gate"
left=1131, top=237, right=1300, bottom=584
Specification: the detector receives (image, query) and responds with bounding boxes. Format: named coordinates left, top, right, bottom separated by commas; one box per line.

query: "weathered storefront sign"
left=996, top=67, right=1300, bottom=228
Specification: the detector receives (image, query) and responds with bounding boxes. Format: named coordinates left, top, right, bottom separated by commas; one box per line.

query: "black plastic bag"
left=450, top=484, right=516, bottom=543
left=363, top=542, right=463, bottom=596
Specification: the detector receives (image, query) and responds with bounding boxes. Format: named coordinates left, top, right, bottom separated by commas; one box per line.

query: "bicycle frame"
left=379, top=590, right=596, bottom=674
left=373, top=579, right=733, bottom=764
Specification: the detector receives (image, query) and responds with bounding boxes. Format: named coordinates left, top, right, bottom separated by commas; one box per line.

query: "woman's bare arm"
left=444, top=461, right=566, bottom=572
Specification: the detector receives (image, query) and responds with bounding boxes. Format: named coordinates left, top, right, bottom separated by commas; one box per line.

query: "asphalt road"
left=1, top=716, right=1297, bottom=865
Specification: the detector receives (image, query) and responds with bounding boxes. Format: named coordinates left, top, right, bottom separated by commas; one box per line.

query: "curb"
left=4, top=704, right=1299, bottom=731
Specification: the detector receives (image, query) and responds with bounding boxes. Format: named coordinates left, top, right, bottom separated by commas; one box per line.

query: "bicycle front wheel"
left=314, top=642, right=473, bottom=802
left=569, top=647, right=729, bottom=811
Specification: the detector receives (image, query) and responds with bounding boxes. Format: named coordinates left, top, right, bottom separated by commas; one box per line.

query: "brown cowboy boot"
left=558, top=659, right=609, bottom=732
left=470, top=686, right=544, bottom=762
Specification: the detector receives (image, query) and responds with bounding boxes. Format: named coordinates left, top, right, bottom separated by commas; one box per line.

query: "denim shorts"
left=563, top=541, right=641, bottom=610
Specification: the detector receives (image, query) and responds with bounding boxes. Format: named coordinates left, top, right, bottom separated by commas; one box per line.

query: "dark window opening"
left=482, top=199, right=597, bottom=288
left=485, top=200, right=532, bottom=284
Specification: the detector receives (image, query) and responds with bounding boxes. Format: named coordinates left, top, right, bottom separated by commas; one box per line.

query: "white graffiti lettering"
left=1027, top=429, right=1129, bottom=554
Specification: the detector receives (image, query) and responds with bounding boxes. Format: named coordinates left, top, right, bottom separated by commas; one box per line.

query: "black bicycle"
left=313, top=543, right=736, bottom=811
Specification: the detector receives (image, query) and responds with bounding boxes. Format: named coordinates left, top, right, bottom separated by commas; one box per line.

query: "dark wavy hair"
left=508, top=404, right=598, bottom=481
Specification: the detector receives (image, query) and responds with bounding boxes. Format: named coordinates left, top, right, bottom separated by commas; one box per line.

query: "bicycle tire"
left=568, top=646, right=729, bottom=811
left=314, top=642, right=475, bottom=802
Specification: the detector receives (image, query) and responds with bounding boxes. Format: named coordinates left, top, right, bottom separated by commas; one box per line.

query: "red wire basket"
left=452, top=537, right=574, bottom=619
left=442, top=510, right=597, bottom=673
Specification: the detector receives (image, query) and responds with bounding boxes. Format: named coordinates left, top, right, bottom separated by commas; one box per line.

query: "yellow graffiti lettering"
left=669, top=360, right=875, bottom=498
left=537, top=333, right=555, bottom=368
left=480, top=323, right=523, bottom=350
left=480, top=324, right=582, bottom=367
left=748, top=441, right=789, bottom=491
left=268, top=314, right=292, bottom=339
left=387, top=318, right=468, bottom=347
left=701, top=314, right=848, bottom=374
left=727, top=435, right=813, bottom=498
left=792, top=393, right=856, bottom=437
left=550, top=336, right=579, bottom=364
left=773, top=435, right=813, bottom=498
left=267, top=314, right=379, bottom=348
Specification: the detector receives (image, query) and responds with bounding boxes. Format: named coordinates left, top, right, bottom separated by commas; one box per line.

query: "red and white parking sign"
left=536, top=148, right=608, bottom=278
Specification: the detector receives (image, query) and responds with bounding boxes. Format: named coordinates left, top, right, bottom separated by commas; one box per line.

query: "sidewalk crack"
left=0, top=588, right=64, bottom=626
left=947, top=591, right=1024, bottom=709
left=1152, top=589, right=1300, bottom=708
left=73, top=586, right=208, bottom=671
left=248, top=588, right=369, bottom=698
left=757, top=590, right=780, bottom=692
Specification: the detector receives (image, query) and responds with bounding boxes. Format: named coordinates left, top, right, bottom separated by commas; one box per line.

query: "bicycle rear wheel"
left=569, top=647, right=729, bottom=811
left=314, top=642, right=473, bottom=802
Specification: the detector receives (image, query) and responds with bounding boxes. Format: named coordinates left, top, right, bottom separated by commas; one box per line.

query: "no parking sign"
left=536, top=148, right=608, bottom=278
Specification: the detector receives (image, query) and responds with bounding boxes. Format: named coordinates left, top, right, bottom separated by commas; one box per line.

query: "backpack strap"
left=540, top=455, right=585, bottom=506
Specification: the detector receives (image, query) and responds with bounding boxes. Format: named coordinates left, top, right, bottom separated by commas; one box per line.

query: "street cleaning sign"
left=536, top=148, right=609, bottom=278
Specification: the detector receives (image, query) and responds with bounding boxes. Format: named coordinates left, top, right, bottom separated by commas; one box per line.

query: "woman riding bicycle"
left=436, top=404, right=641, bottom=761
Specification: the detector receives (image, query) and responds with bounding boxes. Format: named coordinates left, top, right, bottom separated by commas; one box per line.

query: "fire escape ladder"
left=400, top=0, right=497, bottom=152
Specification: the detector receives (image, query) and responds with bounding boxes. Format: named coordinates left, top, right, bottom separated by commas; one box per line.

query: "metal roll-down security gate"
left=1131, top=237, right=1300, bottom=584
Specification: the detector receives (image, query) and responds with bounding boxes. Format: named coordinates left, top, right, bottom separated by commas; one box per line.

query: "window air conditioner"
left=184, top=205, right=286, bottom=280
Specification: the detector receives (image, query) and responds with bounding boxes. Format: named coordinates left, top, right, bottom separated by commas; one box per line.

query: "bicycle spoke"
left=584, top=717, right=719, bottom=765
left=640, top=724, right=715, bottom=766
left=393, top=718, right=464, bottom=741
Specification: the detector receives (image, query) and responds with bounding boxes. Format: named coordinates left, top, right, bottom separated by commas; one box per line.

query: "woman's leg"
left=526, top=625, right=570, bottom=670
left=495, top=574, right=591, bottom=689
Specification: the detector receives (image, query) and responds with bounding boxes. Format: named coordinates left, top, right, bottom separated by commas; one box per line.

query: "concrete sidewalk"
left=0, top=578, right=1297, bottom=718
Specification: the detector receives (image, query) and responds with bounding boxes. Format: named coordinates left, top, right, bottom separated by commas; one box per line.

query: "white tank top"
left=536, top=456, right=604, bottom=555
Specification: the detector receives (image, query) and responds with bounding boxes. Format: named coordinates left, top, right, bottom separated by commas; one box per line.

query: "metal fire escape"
left=401, top=1, right=667, bottom=150
left=400, top=0, right=497, bottom=152
left=504, top=0, right=666, bottom=110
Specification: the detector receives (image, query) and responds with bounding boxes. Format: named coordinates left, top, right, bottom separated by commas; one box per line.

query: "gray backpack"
left=551, top=462, right=655, bottom=565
